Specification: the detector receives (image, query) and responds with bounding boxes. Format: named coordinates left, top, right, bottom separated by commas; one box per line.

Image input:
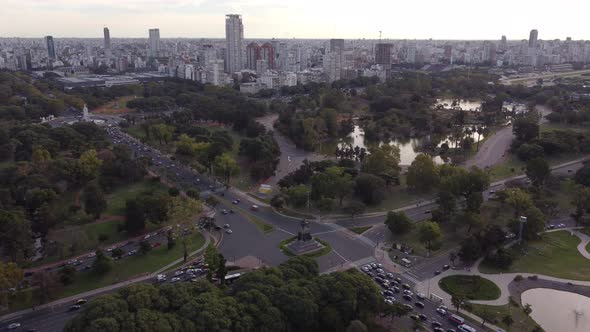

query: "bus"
left=458, top=324, right=477, bottom=332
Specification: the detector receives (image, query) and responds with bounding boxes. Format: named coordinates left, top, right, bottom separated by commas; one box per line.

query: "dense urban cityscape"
left=1, top=3, right=590, bottom=332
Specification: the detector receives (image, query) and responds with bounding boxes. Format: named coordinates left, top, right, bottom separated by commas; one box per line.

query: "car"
left=402, top=283, right=411, bottom=290
left=361, top=266, right=369, bottom=272
left=174, top=270, right=184, bottom=276
left=221, top=209, right=228, bottom=215
left=403, top=290, right=413, bottom=296
left=558, top=223, right=566, bottom=228
left=75, top=299, right=88, bottom=305
left=376, top=268, right=384, bottom=274
left=392, top=286, right=400, bottom=293
left=434, top=270, right=442, bottom=275
left=418, top=314, right=428, bottom=321
left=171, top=277, right=181, bottom=283
left=436, top=308, right=447, bottom=316
left=250, top=205, right=259, bottom=211
left=416, top=292, right=426, bottom=300
left=403, top=304, right=413, bottom=310
left=442, top=264, right=450, bottom=270
left=547, top=224, right=556, bottom=229
left=394, top=277, right=402, bottom=283
left=68, top=305, right=82, bottom=311
left=371, top=263, right=378, bottom=269
left=446, top=329, right=456, bottom=332
left=438, top=305, right=449, bottom=312
left=403, top=294, right=413, bottom=301
left=143, top=234, right=151, bottom=240
left=384, top=290, right=394, bottom=297
left=414, top=301, right=425, bottom=308
left=225, top=229, right=233, bottom=234
left=376, top=263, right=383, bottom=268
left=86, top=252, right=96, bottom=258
left=232, top=199, right=240, bottom=204
left=425, top=210, right=431, bottom=214
left=223, top=224, right=230, bottom=228
left=432, top=321, right=442, bottom=328
left=127, top=250, right=137, bottom=256
left=384, top=299, right=394, bottom=305
left=410, top=315, right=420, bottom=321
left=364, top=264, right=372, bottom=270
left=7, top=323, right=21, bottom=330
left=434, top=328, right=445, bottom=332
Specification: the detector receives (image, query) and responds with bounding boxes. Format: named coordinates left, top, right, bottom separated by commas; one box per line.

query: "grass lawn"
left=470, top=303, right=541, bottom=332
left=104, top=180, right=168, bottom=216
left=366, top=176, right=432, bottom=213
left=61, top=233, right=205, bottom=298
left=480, top=230, right=590, bottom=281
left=388, top=221, right=464, bottom=257
left=488, top=152, right=583, bottom=181
left=349, top=226, right=372, bottom=235
left=438, top=275, right=501, bottom=300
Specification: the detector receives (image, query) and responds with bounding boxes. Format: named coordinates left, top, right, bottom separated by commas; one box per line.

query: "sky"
left=1, top=0, right=589, bottom=40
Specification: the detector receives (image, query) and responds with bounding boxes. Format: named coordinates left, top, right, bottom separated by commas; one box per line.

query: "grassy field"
left=470, top=303, right=541, bottom=332
left=61, top=232, right=205, bottom=297
left=480, top=231, right=590, bottom=281
left=349, top=226, right=372, bottom=234
left=387, top=221, right=464, bottom=257
left=488, top=151, right=584, bottom=181
left=104, top=180, right=168, bottom=216
left=92, top=95, right=136, bottom=114
left=438, top=275, right=501, bottom=300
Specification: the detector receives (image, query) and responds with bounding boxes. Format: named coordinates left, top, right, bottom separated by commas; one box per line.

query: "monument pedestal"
left=287, top=238, right=325, bottom=255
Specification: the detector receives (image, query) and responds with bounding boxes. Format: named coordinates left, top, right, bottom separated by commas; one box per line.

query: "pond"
left=336, top=125, right=488, bottom=166
left=435, top=98, right=529, bottom=114
left=521, top=288, right=590, bottom=332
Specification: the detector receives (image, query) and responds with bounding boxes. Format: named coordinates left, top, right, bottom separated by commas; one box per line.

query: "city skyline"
left=1, top=0, right=589, bottom=40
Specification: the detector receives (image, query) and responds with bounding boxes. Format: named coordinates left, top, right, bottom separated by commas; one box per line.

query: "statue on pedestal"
left=297, top=219, right=312, bottom=242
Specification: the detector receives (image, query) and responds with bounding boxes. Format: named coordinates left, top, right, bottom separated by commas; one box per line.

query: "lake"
left=521, top=288, right=590, bottom=332
left=435, top=98, right=529, bottom=114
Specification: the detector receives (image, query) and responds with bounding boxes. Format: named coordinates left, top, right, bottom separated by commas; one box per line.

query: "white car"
left=416, top=292, right=426, bottom=300
left=7, top=323, right=21, bottom=330
left=174, top=270, right=184, bottom=276
left=171, top=277, right=181, bottom=283
left=225, top=229, right=233, bottom=234
left=436, top=308, right=447, bottom=316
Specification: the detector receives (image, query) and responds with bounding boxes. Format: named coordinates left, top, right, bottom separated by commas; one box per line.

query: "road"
left=256, top=114, right=330, bottom=189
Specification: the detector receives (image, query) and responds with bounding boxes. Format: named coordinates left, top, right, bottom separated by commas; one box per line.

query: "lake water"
left=435, top=99, right=528, bottom=114
left=521, top=288, right=590, bottom=332
left=338, top=126, right=454, bottom=166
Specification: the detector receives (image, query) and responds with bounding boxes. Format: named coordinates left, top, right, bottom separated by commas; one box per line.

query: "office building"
left=148, top=28, right=160, bottom=58
left=104, top=27, right=111, bottom=57
left=246, top=42, right=260, bottom=70
left=330, top=39, right=345, bottom=52
left=500, top=35, right=507, bottom=51
left=225, top=14, right=244, bottom=73
left=45, top=36, right=56, bottom=59
left=375, top=43, right=393, bottom=68
left=529, top=29, right=538, bottom=49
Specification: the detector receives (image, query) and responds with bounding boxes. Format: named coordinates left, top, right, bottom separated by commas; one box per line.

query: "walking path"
left=418, top=228, right=590, bottom=307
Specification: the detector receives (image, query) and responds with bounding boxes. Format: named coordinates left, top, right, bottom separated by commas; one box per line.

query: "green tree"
left=0, top=262, right=23, bottom=307
left=361, top=144, right=401, bottom=184
left=284, top=184, right=309, bottom=208
left=139, top=240, right=152, bottom=255
left=125, top=199, right=146, bottom=234
left=513, top=117, right=539, bottom=142
left=459, top=211, right=485, bottom=233
left=112, top=247, right=124, bottom=260
left=0, top=210, right=32, bottom=262
left=59, top=266, right=77, bottom=285
left=572, top=185, right=590, bottom=226
left=204, top=244, right=222, bottom=281
left=451, top=295, right=465, bottom=313
left=505, top=188, right=534, bottom=217
left=83, top=182, right=107, bottom=219
left=406, top=154, right=439, bottom=192
left=434, top=190, right=456, bottom=222
left=354, top=173, right=386, bottom=205
left=92, top=249, right=113, bottom=274
left=523, top=206, right=545, bottom=240
left=418, top=221, right=442, bottom=251
left=458, top=236, right=483, bottom=263
left=151, top=124, right=174, bottom=145
left=502, top=314, right=514, bottom=330
left=213, top=153, right=239, bottom=185
left=344, top=201, right=366, bottom=219
left=525, top=157, right=550, bottom=187
left=78, top=149, right=103, bottom=183
left=385, top=211, right=413, bottom=235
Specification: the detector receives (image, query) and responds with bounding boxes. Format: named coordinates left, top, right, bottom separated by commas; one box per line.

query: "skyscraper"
left=375, top=43, right=393, bottom=68
left=104, top=27, right=111, bottom=57
left=148, top=28, right=160, bottom=58
left=45, top=36, right=55, bottom=59
left=246, top=42, right=260, bottom=70
left=260, top=42, right=275, bottom=70
left=330, top=39, right=345, bottom=53
left=225, top=14, right=244, bottom=73
left=500, top=35, right=507, bottom=52
left=529, top=29, right=538, bottom=49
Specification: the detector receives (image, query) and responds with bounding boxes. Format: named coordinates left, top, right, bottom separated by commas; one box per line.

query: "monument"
left=286, top=219, right=325, bottom=255
left=82, top=104, right=90, bottom=122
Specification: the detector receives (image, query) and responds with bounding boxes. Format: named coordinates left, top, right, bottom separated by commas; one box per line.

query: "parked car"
left=415, top=301, right=425, bottom=309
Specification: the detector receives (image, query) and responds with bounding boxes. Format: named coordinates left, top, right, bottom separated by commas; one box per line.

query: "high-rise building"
left=330, top=39, right=345, bottom=52
left=375, top=43, right=393, bottom=68
left=260, top=42, right=275, bottom=69
left=104, top=27, right=111, bottom=57
left=148, top=28, right=160, bottom=58
left=246, top=42, right=260, bottom=70
left=500, top=35, right=507, bottom=52
left=225, top=14, right=244, bottom=73
left=45, top=36, right=56, bottom=59
left=529, top=29, right=538, bottom=49
left=277, top=42, right=289, bottom=71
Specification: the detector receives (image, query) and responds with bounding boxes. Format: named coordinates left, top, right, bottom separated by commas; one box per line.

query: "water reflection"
left=521, top=288, right=590, bottom=332
left=435, top=98, right=528, bottom=115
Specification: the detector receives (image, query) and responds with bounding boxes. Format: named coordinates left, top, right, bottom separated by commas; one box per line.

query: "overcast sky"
left=1, top=0, right=588, bottom=40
